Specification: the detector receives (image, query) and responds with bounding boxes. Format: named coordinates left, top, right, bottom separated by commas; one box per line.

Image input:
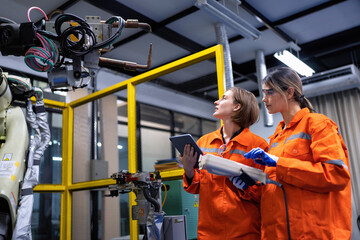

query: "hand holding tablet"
left=169, top=134, right=203, bottom=169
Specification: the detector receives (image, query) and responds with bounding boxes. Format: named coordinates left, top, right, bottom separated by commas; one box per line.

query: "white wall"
left=96, top=69, right=215, bottom=120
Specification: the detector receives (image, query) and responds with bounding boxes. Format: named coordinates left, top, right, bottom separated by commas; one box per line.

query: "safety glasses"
left=218, top=144, right=226, bottom=156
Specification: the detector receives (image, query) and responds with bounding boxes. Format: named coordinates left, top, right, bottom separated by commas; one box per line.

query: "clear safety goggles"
left=218, top=144, right=226, bottom=156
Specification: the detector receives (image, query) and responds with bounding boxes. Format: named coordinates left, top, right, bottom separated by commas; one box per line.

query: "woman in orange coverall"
left=179, top=87, right=268, bottom=240
left=244, top=67, right=352, bottom=240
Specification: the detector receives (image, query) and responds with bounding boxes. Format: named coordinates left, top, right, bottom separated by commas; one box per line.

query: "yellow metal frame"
left=33, top=44, right=225, bottom=240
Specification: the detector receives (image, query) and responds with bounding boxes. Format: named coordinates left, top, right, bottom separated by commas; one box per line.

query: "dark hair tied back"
left=295, top=94, right=305, bottom=103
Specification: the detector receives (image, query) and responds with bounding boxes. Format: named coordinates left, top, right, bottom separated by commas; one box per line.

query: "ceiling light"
left=274, top=50, right=315, bottom=77
left=195, top=0, right=261, bottom=40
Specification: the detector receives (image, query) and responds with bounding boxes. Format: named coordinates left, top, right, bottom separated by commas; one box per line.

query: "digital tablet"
left=169, top=134, right=203, bottom=168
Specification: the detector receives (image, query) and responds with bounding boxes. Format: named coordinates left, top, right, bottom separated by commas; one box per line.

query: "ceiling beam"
left=272, top=0, right=348, bottom=26
left=240, top=0, right=295, bottom=43
left=300, top=25, right=360, bottom=70
left=301, top=26, right=360, bottom=57
left=84, top=0, right=204, bottom=52
left=237, top=0, right=349, bottom=71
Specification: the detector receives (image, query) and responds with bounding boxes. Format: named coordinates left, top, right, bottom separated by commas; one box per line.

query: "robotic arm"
left=0, top=8, right=153, bottom=92
left=106, top=170, right=165, bottom=240
left=0, top=74, right=29, bottom=240
left=107, top=170, right=163, bottom=223
left=0, top=71, right=50, bottom=240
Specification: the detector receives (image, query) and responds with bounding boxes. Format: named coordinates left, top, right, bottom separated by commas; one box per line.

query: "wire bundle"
left=23, top=7, right=58, bottom=72
left=24, top=33, right=57, bottom=72
left=96, top=16, right=125, bottom=49
left=7, top=76, right=31, bottom=92
left=53, top=14, right=126, bottom=58
left=54, top=14, right=96, bottom=58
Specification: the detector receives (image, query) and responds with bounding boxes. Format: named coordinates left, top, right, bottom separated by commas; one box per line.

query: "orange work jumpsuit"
left=183, top=127, right=268, bottom=240
left=262, top=108, right=351, bottom=239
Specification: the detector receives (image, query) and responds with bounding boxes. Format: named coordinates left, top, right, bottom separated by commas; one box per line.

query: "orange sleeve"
left=276, top=120, right=350, bottom=192
left=183, top=168, right=201, bottom=194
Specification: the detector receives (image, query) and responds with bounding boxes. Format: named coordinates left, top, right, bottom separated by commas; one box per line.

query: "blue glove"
left=244, top=147, right=279, bottom=167
left=230, top=176, right=248, bottom=190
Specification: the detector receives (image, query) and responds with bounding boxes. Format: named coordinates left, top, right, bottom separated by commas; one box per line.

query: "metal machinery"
left=107, top=171, right=165, bottom=240
left=0, top=71, right=50, bottom=240
left=0, top=6, right=153, bottom=240
left=0, top=7, right=153, bottom=92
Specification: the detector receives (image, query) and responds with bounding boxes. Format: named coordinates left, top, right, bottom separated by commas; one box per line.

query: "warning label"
left=0, top=160, right=17, bottom=179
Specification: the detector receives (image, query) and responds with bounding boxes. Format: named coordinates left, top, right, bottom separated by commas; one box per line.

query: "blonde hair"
left=263, top=67, right=315, bottom=112
left=229, top=87, right=260, bottom=128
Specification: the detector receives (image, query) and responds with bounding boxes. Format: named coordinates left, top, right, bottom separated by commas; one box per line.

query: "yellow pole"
left=127, top=82, right=139, bottom=240
left=60, top=106, right=74, bottom=240
left=215, top=44, right=226, bottom=99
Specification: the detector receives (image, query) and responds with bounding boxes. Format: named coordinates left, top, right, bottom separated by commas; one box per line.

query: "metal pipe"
left=215, top=23, right=234, bottom=90
left=255, top=50, right=273, bottom=127
left=196, top=0, right=261, bottom=39
left=99, top=44, right=152, bottom=71
left=91, top=77, right=98, bottom=160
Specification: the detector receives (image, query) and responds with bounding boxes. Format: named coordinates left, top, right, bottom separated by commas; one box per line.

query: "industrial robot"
left=0, top=71, right=50, bottom=240
left=107, top=170, right=165, bottom=240
left=0, top=6, right=154, bottom=240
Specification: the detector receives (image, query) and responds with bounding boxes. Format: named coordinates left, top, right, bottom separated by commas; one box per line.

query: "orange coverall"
left=262, top=107, right=351, bottom=239
left=183, top=127, right=267, bottom=240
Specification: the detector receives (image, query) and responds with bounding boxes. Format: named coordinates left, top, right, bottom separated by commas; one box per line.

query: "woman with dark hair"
left=245, top=67, right=351, bottom=239
left=179, top=87, right=267, bottom=239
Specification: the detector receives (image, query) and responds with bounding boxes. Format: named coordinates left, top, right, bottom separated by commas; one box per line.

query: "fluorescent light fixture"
left=195, top=0, right=261, bottom=40
left=52, top=156, right=62, bottom=161
left=274, top=50, right=315, bottom=77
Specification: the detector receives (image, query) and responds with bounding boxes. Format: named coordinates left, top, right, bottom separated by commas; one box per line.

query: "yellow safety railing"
left=33, top=44, right=225, bottom=240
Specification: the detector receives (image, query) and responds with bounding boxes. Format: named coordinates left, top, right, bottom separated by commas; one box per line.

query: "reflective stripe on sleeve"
left=324, top=160, right=349, bottom=171
left=284, top=132, right=311, bottom=144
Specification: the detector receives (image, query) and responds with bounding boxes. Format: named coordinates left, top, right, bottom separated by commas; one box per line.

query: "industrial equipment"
left=0, top=7, right=153, bottom=92
left=0, top=71, right=50, bottom=240
left=107, top=170, right=165, bottom=240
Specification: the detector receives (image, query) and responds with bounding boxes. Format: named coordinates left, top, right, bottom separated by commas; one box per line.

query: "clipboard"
left=169, top=134, right=203, bottom=168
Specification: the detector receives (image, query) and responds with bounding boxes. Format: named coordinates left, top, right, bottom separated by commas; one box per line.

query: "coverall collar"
left=269, top=107, right=310, bottom=139
left=210, top=126, right=250, bottom=146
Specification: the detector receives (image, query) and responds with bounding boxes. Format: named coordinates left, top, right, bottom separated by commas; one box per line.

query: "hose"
left=266, top=179, right=291, bottom=240
left=142, top=187, right=160, bottom=213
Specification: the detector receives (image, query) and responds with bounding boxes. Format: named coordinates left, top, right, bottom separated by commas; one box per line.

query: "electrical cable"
left=47, top=9, right=64, bottom=21
left=94, top=16, right=126, bottom=49
left=54, top=13, right=96, bottom=58
left=0, top=17, right=17, bottom=24
left=27, top=6, right=48, bottom=22
left=161, top=183, right=167, bottom=208
left=24, top=33, right=57, bottom=72
left=143, top=186, right=160, bottom=213
left=74, top=66, right=91, bottom=89
left=266, top=179, right=291, bottom=240
left=7, top=77, right=30, bottom=92
left=280, top=185, right=291, bottom=240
